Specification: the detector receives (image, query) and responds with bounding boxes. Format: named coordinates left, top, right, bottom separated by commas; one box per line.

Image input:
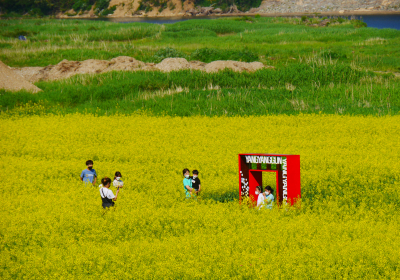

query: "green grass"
left=1, top=17, right=400, bottom=117
left=1, top=17, right=400, bottom=71
left=1, top=63, right=398, bottom=116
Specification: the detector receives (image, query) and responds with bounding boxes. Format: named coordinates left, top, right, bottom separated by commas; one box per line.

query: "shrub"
left=158, top=1, right=168, bottom=12
left=234, top=16, right=254, bottom=22
left=137, top=1, right=146, bottom=11
left=100, top=5, right=117, bottom=16
left=151, top=47, right=187, bottom=62
left=28, top=8, right=44, bottom=17
left=73, top=0, right=95, bottom=12
left=169, top=1, right=176, bottom=10
left=351, top=19, right=367, bottom=28
left=190, top=47, right=258, bottom=63
left=95, top=0, right=111, bottom=11
left=94, top=0, right=112, bottom=15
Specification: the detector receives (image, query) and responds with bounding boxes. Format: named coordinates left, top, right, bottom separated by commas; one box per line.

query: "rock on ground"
left=0, top=60, right=41, bottom=93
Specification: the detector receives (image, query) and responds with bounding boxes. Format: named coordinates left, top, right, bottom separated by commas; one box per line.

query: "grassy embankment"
left=0, top=16, right=400, bottom=116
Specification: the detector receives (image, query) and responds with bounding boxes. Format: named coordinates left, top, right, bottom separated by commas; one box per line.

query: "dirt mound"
left=205, top=61, right=265, bottom=73
left=189, top=60, right=207, bottom=71
left=16, top=57, right=146, bottom=82
left=13, top=57, right=270, bottom=82
left=75, top=59, right=110, bottom=74
left=12, top=67, right=45, bottom=83
left=107, top=56, right=146, bottom=71
left=38, top=60, right=81, bottom=81
left=37, top=59, right=110, bottom=81
left=155, top=58, right=191, bottom=72
left=0, top=61, right=41, bottom=93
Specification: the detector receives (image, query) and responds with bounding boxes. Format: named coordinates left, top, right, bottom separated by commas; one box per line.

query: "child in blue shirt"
left=263, top=185, right=275, bottom=209
left=182, top=168, right=193, bottom=198
left=80, top=160, right=97, bottom=186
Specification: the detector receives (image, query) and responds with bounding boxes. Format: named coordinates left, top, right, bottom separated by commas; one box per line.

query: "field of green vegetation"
left=1, top=16, right=400, bottom=116
left=1, top=17, right=398, bottom=68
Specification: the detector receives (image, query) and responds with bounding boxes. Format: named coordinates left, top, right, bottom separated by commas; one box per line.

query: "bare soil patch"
left=0, top=61, right=41, bottom=93
left=205, top=61, right=265, bottom=73
left=11, top=57, right=272, bottom=83
left=155, top=58, right=190, bottom=72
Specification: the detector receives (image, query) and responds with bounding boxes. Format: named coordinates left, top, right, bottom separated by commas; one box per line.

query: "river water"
left=84, top=14, right=400, bottom=30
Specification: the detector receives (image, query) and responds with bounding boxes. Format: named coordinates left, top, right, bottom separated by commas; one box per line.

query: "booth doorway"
left=249, top=170, right=280, bottom=202
left=239, top=154, right=301, bottom=205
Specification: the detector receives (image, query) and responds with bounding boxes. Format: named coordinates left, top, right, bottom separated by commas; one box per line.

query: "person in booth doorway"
left=191, top=170, right=201, bottom=196
left=80, top=160, right=97, bottom=186
left=263, top=185, right=275, bottom=209
left=255, top=186, right=265, bottom=209
left=100, top=177, right=120, bottom=209
left=183, top=168, right=193, bottom=198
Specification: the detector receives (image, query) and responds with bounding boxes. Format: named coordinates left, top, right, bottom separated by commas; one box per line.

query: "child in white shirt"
left=255, top=186, right=265, bottom=209
left=113, top=171, right=124, bottom=189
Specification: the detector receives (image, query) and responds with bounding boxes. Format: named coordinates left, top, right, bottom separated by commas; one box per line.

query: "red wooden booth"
left=239, top=154, right=301, bottom=205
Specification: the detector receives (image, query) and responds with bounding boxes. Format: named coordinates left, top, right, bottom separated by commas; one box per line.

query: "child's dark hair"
left=265, top=185, right=274, bottom=194
left=114, top=171, right=122, bottom=179
left=86, top=160, right=93, bottom=165
left=256, top=186, right=263, bottom=192
left=101, top=177, right=111, bottom=186
left=183, top=168, right=190, bottom=175
left=192, top=170, right=199, bottom=175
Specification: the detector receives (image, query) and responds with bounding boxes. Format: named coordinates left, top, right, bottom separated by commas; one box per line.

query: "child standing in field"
left=263, top=186, right=275, bottom=209
left=255, top=186, right=265, bottom=209
left=183, top=168, right=193, bottom=198
left=80, top=160, right=97, bottom=186
left=99, top=177, right=120, bottom=209
left=113, top=171, right=124, bottom=189
left=191, top=170, right=201, bottom=196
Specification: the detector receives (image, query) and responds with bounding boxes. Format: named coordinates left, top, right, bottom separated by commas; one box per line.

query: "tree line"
left=0, top=0, right=262, bottom=16
left=0, top=0, right=110, bottom=16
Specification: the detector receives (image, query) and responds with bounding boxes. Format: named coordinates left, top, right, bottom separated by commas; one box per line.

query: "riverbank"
left=49, top=0, right=400, bottom=18
left=55, top=10, right=400, bottom=19
left=2, top=0, right=399, bottom=19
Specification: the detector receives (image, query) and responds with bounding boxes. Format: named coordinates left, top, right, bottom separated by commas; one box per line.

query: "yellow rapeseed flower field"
left=1, top=113, right=400, bottom=279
